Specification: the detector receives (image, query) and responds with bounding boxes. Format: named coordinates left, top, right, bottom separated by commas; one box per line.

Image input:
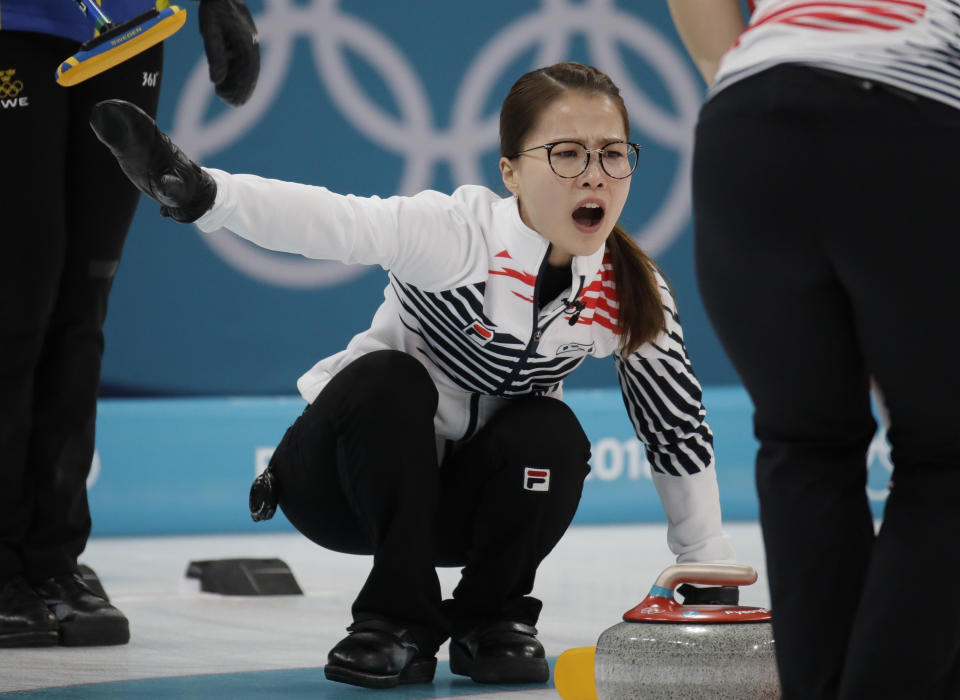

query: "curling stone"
left=594, top=563, right=778, bottom=699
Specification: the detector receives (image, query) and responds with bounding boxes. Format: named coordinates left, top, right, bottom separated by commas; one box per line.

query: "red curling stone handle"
left=622, top=563, right=771, bottom=623
left=653, top=563, right=758, bottom=591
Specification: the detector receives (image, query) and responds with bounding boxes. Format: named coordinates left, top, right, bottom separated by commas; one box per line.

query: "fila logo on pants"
left=524, top=467, right=550, bottom=492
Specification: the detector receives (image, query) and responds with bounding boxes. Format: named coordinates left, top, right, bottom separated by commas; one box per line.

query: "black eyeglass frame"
left=507, top=140, right=643, bottom=179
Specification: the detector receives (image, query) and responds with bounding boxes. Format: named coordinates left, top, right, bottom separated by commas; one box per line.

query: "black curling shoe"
left=450, top=621, right=549, bottom=684
left=324, top=619, right=437, bottom=689
left=34, top=573, right=129, bottom=646
left=0, top=576, right=58, bottom=647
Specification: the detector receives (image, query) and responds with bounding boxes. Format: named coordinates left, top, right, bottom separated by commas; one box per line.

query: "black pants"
left=694, top=65, right=960, bottom=699
left=0, top=32, right=162, bottom=581
left=267, top=350, right=591, bottom=654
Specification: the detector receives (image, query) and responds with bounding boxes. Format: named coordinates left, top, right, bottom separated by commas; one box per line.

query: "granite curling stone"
left=595, top=563, right=779, bottom=699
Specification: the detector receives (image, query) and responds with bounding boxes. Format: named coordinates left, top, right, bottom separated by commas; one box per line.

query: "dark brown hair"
left=499, top=62, right=666, bottom=355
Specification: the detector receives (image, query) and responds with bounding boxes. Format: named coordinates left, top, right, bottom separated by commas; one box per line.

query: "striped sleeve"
left=614, top=276, right=714, bottom=476
left=614, top=276, right=735, bottom=563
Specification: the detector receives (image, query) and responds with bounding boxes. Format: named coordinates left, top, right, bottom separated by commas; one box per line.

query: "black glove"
left=90, top=99, right=217, bottom=223
left=197, top=0, right=260, bottom=106
left=677, top=583, right=740, bottom=606
left=249, top=466, right=279, bottom=522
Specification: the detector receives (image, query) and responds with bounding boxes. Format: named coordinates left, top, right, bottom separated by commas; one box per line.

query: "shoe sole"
left=0, top=630, right=59, bottom=648
left=324, top=657, right=436, bottom=689
left=59, top=617, right=130, bottom=646
left=449, top=642, right=549, bottom=684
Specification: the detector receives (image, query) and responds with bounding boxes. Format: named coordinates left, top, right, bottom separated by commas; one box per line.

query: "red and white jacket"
left=196, top=171, right=735, bottom=564
left=714, top=0, right=960, bottom=110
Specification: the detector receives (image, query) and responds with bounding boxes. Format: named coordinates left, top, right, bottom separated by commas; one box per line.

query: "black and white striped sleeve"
left=614, top=277, right=714, bottom=477
left=615, top=277, right=735, bottom=563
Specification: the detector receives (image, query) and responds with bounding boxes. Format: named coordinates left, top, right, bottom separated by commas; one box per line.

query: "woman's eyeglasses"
left=508, top=141, right=642, bottom=179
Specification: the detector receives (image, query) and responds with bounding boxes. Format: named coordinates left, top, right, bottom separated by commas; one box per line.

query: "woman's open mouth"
left=572, top=202, right=605, bottom=232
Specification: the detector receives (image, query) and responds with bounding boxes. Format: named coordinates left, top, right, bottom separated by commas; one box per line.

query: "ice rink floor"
left=0, top=523, right=769, bottom=699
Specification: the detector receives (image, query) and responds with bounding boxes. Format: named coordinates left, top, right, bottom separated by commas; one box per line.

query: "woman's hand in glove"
left=89, top=99, right=217, bottom=223
left=249, top=466, right=279, bottom=522
left=198, top=0, right=260, bottom=106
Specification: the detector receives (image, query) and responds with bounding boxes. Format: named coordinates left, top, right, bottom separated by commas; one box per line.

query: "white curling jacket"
left=196, top=172, right=735, bottom=564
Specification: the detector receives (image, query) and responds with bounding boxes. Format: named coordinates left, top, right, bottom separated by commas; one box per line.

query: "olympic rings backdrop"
left=88, top=0, right=894, bottom=533
left=102, top=0, right=735, bottom=395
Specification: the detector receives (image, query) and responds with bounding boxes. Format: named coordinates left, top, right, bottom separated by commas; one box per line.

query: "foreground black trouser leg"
left=693, top=65, right=960, bottom=699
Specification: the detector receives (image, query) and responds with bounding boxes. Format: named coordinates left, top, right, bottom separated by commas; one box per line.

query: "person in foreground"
left=668, top=0, right=960, bottom=697
left=0, top=0, right=258, bottom=648
left=90, top=61, right=738, bottom=688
